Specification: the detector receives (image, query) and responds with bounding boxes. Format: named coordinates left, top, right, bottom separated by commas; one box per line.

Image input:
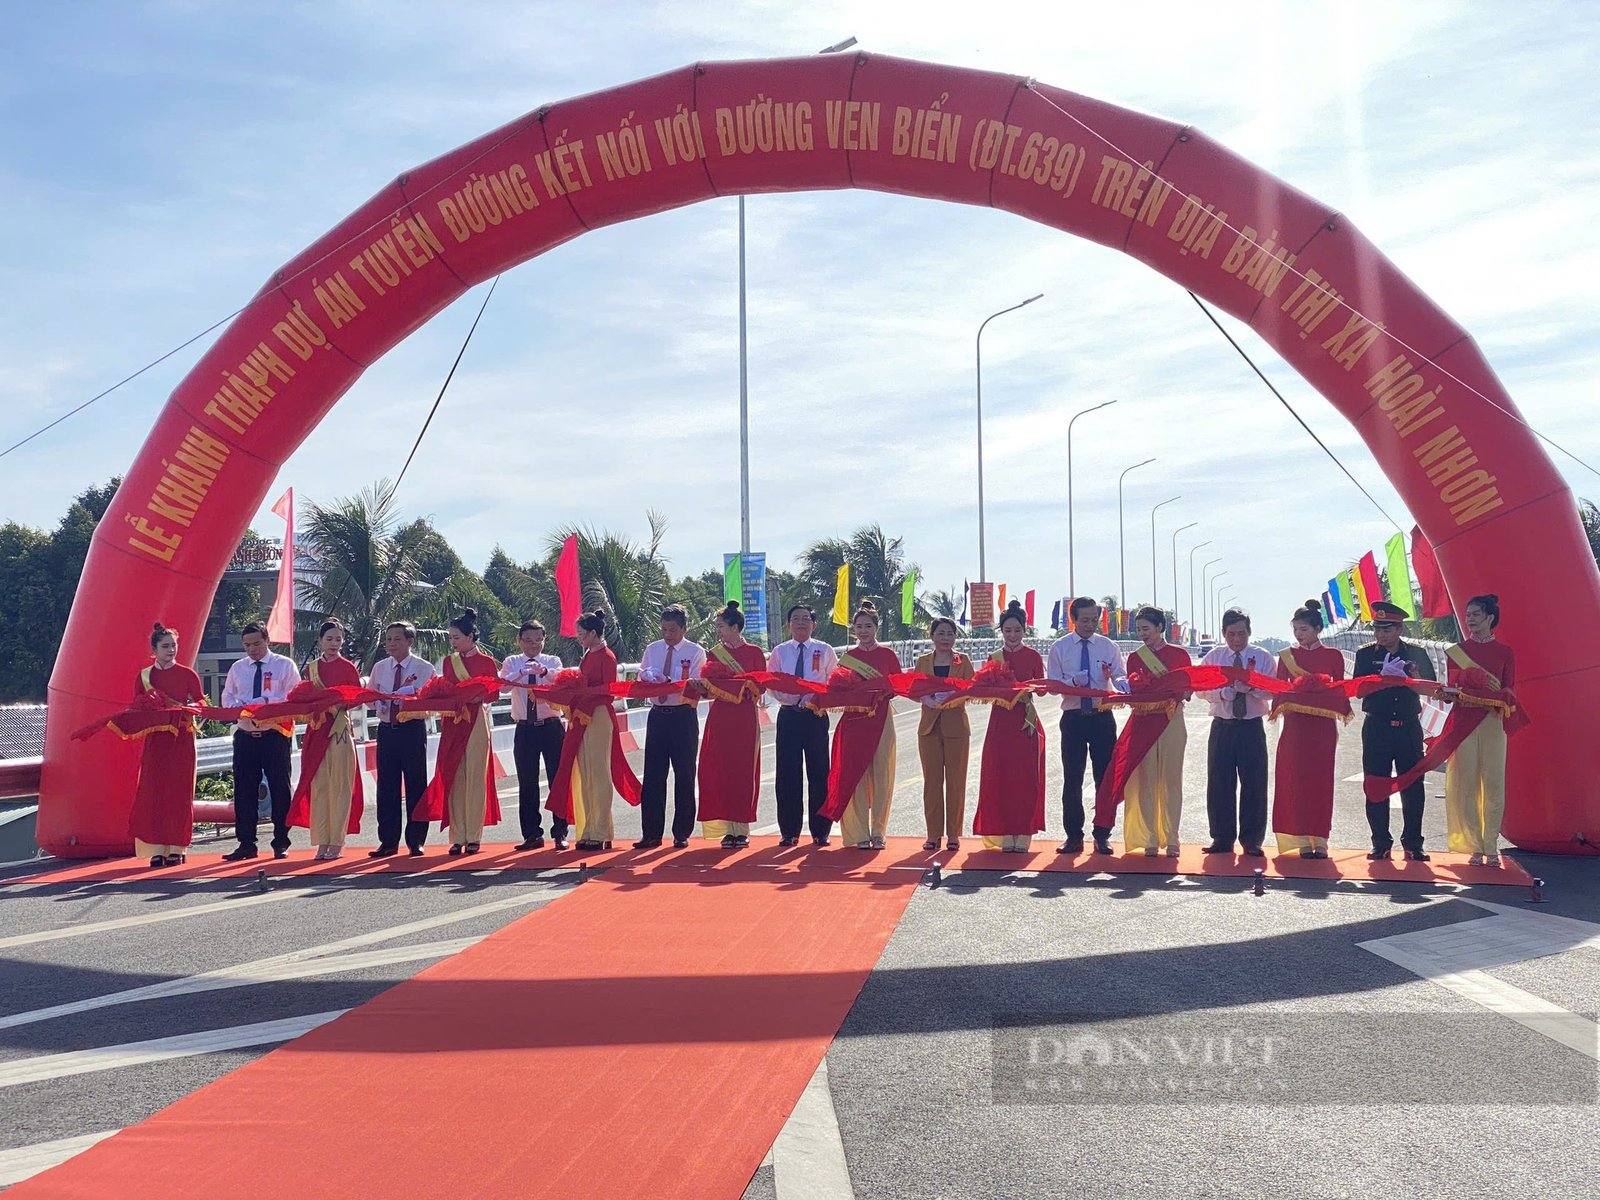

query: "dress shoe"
left=408, top=845, right=425, bottom=857
left=1241, top=846, right=1266, bottom=858
left=555, top=838, right=569, bottom=850
left=1092, top=836, right=1114, bottom=855
left=1058, top=838, right=1084, bottom=855
left=779, top=836, right=800, bottom=847
left=813, top=836, right=831, bottom=847
left=672, top=838, right=689, bottom=849
left=149, top=856, right=164, bottom=869
left=1367, top=848, right=1392, bottom=861
left=515, top=838, right=546, bottom=852
left=633, top=837, right=662, bottom=850
left=273, top=849, right=288, bottom=860
left=1200, top=843, right=1233, bottom=854
left=369, top=846, right=398, bottom=859
left=1405, top=849, right=1431, bottom=862
left=448, top=844, right=464, bottom=856
left=576, top=839, right=602, bottom=851
left=222, top=846, right=258, bottom=862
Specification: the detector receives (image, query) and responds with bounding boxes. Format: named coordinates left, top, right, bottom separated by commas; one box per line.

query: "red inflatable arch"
left=40, top=53, right=1600, bottom=857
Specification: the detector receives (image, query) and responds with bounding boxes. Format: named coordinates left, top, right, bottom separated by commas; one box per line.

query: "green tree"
left=1581, top=498, right=1600, bottom=566
left=546, top=512, right=672, bottom=662
left=794, top=525, right=922, bottom=643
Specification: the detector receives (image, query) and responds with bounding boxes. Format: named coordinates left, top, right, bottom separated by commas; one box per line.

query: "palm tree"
left=1581, top=498, right=1600, bottom=566
left=543, top=511, right=672, bottom=662
left=795, top=525, right=921, bottom=641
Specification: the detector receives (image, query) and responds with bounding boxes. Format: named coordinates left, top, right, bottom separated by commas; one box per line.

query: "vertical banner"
left=997, top=583, right=1007, bottom=613
left=742, top=552, right=768, bottom=643
left=1050, top=599, right=1062, bottom=632
left=1384, top=533, right=1415, bottom=619
left=901, top=570, right=916, bottom=627
left=265, top=488, right=294, bottom=647
left=959, top=579, right=969, bottom=626
left=1327, top=576, right=1348, bottom=620
left=1410, top=524, right=1454, bottom=618
left=1024, top=588, right=1036, bottom=627
left=831, top=563, right=851, bottom=626
left=969, top=582, right=995, bottom=628
left=1357, top=552, right=1384, bottom=614
left=722, top=553, right=741, bottom=603
left=556, top=534, right=581, bottom=636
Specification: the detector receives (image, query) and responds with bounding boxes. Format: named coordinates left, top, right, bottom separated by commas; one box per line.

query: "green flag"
left=901, top=572, right=916, bottom=626
left=723, top=553, right=741, bottom=603
left=1384, top=533, right=1415, bottom=617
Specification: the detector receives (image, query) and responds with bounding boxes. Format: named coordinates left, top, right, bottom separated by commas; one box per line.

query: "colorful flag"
left=1357, top=552, right=1383, bottom=616
left=1409, top=524, right=1453, bottom=618
left=1050, top=599, right=1062, bottom=631
left=266, top=488, right=294, bottom=646
left=1384, top=533, right=1415, bottom=620
left=556, top=533, right=581, bottom=636
left=960, top=579, right=968, bottom=625
left=997, top=583, right=1007, bottom=613
left=723, top=553, right=741, bottom=603
left=831, top=563, right=850, bottom=626
left=1327, top=576, right=1348, bottom=620
left=1322, top=591, right=1336, bottom=622
left=901, top=571, right=916, bottom=626
left=1024, top=589, right=1035, bottom=627
left=1100, top=607, right=1110, bottom=636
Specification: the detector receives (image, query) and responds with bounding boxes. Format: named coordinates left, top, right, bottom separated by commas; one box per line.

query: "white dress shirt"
left=221, top=651, right=301, bottom=733
left=640, top=638, right=705, bottom=705
left=767, top=638, right=839, bottom=705
left=1200, top=643, right=1275, bottom=720
left=1046, top=633, right=1129, bottom=695
left=502, top=652, right=563, bottom=721
left=370, top=653, right=436, bottom=724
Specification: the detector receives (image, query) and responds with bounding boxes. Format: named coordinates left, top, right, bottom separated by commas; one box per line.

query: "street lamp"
left=1201, top=558, right=1224, bottom=636
left=1067, top=400, right=1116, bottom=598
left=737, top=35, right=858, bottom=556
left=975, top=293, right=1044, bottom=583
left=1211, top=572, right=1232, bottom=636
left=1169, top=521, right=1197, bottom=627
left=1149, top=496, right=1181, bottom=609
left=1186, top=540, right=1212, bottom=641
left=1117, top=458, right=1155, bottom=609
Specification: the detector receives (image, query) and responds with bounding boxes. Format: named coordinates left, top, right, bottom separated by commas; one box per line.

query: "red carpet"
left=7, top=867, right=917, bottom=1200
left=9, top=835, right=1534, bottom=888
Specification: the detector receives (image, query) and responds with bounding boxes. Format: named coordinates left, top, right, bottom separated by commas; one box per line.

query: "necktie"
left=1079, top=639, right=1093, bottom=712
left=795, top=641, right=807, bottom=679
left=389, top=660, right=402, bottom=723
left=1232, top=651, right=1247, bottom=718
left=252, top=659, right=264, bottom=701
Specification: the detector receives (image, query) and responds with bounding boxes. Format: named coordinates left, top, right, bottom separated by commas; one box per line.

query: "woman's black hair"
left=1466, top=592, right=1501, bottom=629
left=576, top=609, right=607, bottom=637
left=716, top=599, right=745, bottom=630
left=1134, top=605, right=1167, bottom=631
left=853, top=599, right=880, bottom=626
left=150, top=621, right=177, bottom=650
left=318, top=617, right=344, bottom=640
left=929, top=616, right=961, bottom=637
left=1292, top=598, right=1325, bottom=631
left=448, top=608, right=478, bottom=640
left=998, top=599, right=1027, bottom=630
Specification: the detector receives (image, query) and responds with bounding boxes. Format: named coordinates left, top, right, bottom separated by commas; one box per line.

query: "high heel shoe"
left=946, top=838, right=959, bottom=852
left=922, top=838, right=939, bottom=851
left=448, top=844, right=464, bottom=856
left=463, top=843, right=480, bottom=855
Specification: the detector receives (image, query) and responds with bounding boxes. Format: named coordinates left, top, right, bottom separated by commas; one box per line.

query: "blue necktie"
left=1079, top=639, right=1092, bottom=712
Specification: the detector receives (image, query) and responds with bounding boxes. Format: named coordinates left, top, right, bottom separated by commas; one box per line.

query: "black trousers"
left=233, top=729, right=292, bottom=851
left=375, top=720, right=430, bottom=851
left=1059, top=709, right=1116, bottom=838
left=1363, top=718, right=1427, bottom=851
left=776, top=705, right=832, bottom=840
left=641, top=705, right=699, bottom=841
left=1206, top=717, right=1269, bottom=849
left=513, top=717, right=568, bottom=841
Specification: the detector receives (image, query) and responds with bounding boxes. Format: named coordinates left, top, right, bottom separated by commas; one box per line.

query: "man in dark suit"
left=1354, top=600, right=1438, bottom=861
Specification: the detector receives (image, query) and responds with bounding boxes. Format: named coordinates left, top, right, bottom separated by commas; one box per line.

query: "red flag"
left=266, top=488, right=294, bottom=646
left=1357, top=551, right=1383, bottom=608
left=998, top=583, right=1007, bottom=612
left=1100, top=607, right=1110, bottom=635
left=556, top=533, right=581, bottom=637
left=1409, top=524, right=1453, bottom=618
left=1024, top=589, right=1036, bottom=626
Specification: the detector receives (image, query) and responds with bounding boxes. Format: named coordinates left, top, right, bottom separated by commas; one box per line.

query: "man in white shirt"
left=1199, top=608, right=1275, bottom=857
left=502, top=619, right=568, bottom=851
left=221, top=622, right=302, bottom=860
left=1046, top=597, right=1128, bottom=854
left=635, top=605, right=706, bottom=849
left=368, top=621, right=436, bottom=858
left=768, top=604, right=839, bottom=847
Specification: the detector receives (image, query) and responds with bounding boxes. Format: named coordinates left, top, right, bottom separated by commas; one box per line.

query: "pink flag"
left=1024, top=589, right=1036, bottom=627
left=556, top=533, right=581, bottom=637
left=266, top=488, right=294, bottom=645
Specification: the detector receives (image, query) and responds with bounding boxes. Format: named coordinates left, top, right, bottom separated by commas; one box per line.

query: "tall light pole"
left=1117, top=457, right=1155, bottom=609
left=1067, top=399, right=1116, bottom=598
left=1201, top=558, right=1224, bottom=636
left=1186, top=540, right=1212, bottom=641
left=1211, top=572, right=1232, bottom=636
left=737, top=35, right=858, bottom=555
left=1169, top=521, right=1197, bottom=625
left=975, top=293, right=1043, bottom=583
left=1149, top=496, right=1181, bottom=609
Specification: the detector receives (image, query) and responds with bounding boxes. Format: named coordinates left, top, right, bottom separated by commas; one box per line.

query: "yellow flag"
left=1350, top=565, right=1372, bottom=621
left=831, top=562, right=850, bottom=625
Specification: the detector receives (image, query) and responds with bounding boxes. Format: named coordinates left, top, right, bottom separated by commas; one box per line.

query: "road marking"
left=773, top=1056, right=855, bottom=1200
left=0, top=937, right=477, bottom=1032
left=0, top=1130, right=119, bottom=1188
left=0, top=1011, right=348, bottom=1089
left=1359, top=899, right=1600, bottom=1060
left=0, top=889, right=304, bottom=950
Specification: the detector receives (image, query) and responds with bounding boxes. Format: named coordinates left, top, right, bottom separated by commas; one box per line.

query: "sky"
left=2, top=0, right=1597, bottom=638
